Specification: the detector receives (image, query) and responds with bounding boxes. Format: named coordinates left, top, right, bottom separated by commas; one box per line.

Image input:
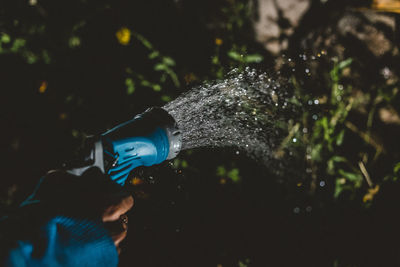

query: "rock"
left=252, top=0, right=311, bottom=55
left=379, top=107, right=400, bottom=125
left=252, top=0, right=397, bottom=59
left=337, top=11, right=395, bottom=57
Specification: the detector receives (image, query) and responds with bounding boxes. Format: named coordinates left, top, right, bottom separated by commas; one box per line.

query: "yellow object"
left=59, top=113, right=67, bottom=120
left=116, top=27, right=131, bottom=45
left=131, top=177, right=143, bottom=186
left=372, top=0, right=400, bottom=13
left=184, top=72, right=197, bottom=84
left=38, top=81, right=47, bottom=93
left=215, top=38, right=223, bottom=46
left=363, top=185, right=380, bottom=203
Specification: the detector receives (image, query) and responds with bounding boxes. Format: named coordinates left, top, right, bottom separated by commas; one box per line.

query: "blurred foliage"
left=286, top=53, right=400, bottom=204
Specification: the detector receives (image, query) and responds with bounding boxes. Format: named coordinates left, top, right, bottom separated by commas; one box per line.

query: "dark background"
left=1, top=0, right=400, bottom=266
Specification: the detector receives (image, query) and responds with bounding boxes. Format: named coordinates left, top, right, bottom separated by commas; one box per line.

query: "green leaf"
left=161, top=95, right=171, bottom=102
left=338, top=169, right=362, bottom=182
left=152, top=84, right=161, bottom=92
left=244, top=54, right=263, bottom=63
left=69, top=36, right=81, bottom=48
left=211, top=55, right=219, bottom=65
left=311, top=144, right=323, bottom=162
left=216, top=166, right=226, bottom=176
left=42, top=50, right=51, bottom=64
left=334, top=179, right=345, bottom=198
left=327, top=156, right=347, bottom=175
left=335, top=129, right=345, bottom=146
left=125, top=78, right=135, bottom=94
left=71, top=129, right=80, bottom=138
left=1, top=33, right=11, bottom=43
left=331, top=156, right=347, bottom=163
left=160, top=73, right=167, bottom=83
left=166, top=69, right=180, bottom=87
left=227, top=50, right=242, bottom=61
left=320, top=117, right=331, bottom=141
left=148, top=51, right=159, bottom=59
left=11, top=38, right=26, bottom=52
left=228, top=168, right=241, bottom=183
left=136, top=34, right=153, bottom=49
left=25, top=52, right=38, bottom=64
left=338, top=58, right=352, bottom=70
left=154, top=63, right=166, bottom=71
left=181, top=160, right=188, bottom=168
left=140, top=80, right=151, bottom=87
left=162, top=56, right=175, bottom=66
left=394, top=162, right=400, bottom=174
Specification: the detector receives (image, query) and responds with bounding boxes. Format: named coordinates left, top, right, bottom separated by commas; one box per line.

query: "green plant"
left=123, top=30, right=180, bottom=98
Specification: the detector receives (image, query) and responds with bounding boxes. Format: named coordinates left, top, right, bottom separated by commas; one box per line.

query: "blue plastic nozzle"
left=101, top=107, right=182, bottom=185
left=65, top=107, right=182, bottom=185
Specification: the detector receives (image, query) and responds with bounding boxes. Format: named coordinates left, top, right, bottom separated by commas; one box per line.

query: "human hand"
left=102, top=195, right=134, bottom=254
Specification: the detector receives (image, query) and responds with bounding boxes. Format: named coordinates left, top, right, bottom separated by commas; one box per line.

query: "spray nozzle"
left=66, top=107, right=182, bottom=185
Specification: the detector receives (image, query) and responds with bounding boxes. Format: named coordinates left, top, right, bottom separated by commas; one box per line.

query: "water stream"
left=163, top=68, right=295, bottom=162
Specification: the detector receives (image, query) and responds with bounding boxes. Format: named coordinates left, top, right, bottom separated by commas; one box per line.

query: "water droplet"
left=302, top=128, right=308, bottom=133
left=305, top=68, right=310, bottom=73
left=381, top=67, right=391, bottom=79
left=319, top=181, right=326, bottom=187
left=292, top=138, right=297, bottom=143
left=338, top=84, right=344, bottom=90
left=293, top=207, right=300, bottom=214
left=314, top=99, right=319, bottom=105
left=312, top=114, right=318, bottom=120
left=306, top=206, right=312, bottom=212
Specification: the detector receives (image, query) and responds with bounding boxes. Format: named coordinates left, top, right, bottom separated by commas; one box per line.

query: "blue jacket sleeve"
left=5, top=216, right=118, bottom=267
left=1, top=168, right=127, bottom=267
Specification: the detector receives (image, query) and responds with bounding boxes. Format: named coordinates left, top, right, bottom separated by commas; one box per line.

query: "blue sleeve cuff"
left=5, top=216, right=118, bottom=267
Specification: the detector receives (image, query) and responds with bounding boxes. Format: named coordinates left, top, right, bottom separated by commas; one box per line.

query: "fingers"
left=112, top=227, right=127, bottom=246
left=105, top=215, right=129, bottom=254
left=102, top=195, right=133, bottom=255
left=102, top=195, right=134, bottom=222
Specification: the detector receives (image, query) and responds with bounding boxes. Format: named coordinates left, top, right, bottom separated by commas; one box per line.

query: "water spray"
left=66, top=69, right=292, bottom=185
